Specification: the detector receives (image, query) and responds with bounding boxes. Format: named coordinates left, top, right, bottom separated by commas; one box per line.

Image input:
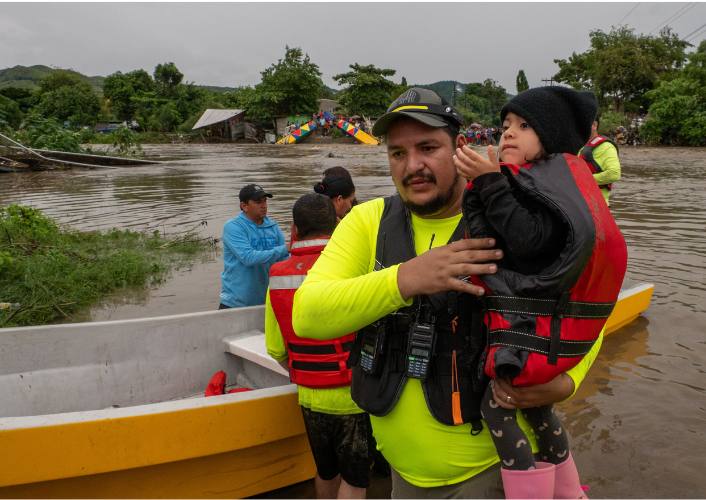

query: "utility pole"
left=541, top=78, right=556, bottom=87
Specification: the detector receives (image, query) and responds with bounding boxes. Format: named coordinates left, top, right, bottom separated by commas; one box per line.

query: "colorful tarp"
left=276, top=121, right=318, bottom=144
left=335, top=120, right=379, bottom=145
left=277, top=115, right=380, bottom=145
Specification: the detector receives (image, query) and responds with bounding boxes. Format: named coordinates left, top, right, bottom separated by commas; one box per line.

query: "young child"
left=453, top=87, right=628, bottom=499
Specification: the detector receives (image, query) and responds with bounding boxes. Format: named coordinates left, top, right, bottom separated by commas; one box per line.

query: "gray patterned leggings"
left=481, top=383, right=570, bottom=470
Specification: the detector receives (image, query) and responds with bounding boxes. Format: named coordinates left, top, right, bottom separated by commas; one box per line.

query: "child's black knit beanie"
left=500, top=86, right=598, bottom=155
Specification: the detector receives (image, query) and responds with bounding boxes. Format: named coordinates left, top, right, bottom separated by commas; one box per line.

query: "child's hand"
left=453, top=145, right=500, bottom=181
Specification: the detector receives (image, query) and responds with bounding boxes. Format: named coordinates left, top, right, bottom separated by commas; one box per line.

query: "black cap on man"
left=239, top=184, right=273, bottom=203
left=372, top=87, right=464, bottom=137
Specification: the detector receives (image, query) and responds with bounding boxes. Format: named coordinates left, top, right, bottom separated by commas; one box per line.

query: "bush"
left=0, top=204, right=212, bottom=327
left=111, top=126, right=142, bottom=156
left=14, top=114, right=83, bottom=152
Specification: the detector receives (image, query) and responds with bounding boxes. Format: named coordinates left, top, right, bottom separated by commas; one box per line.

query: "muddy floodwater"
left=1, top=144, right=705, bottom=498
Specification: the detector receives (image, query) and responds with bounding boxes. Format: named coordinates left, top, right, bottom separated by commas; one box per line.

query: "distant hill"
left=0, top=65, right=240, bottom=95
left=0, top=65, right=105, bottom=92
left=196, top=84, right=236, bottom=93
left=0, top=66, right=469, bottom=103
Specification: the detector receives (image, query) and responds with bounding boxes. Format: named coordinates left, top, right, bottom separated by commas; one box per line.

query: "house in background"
left=317, top=98, right=338, bottom=114
left=192, top=109, right=257, bottom=141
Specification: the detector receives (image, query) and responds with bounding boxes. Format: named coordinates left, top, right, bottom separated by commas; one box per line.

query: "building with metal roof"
left=192, top=109, right=248, bottom=140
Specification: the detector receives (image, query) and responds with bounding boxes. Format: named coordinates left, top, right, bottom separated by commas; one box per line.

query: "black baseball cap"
left=239, top=184, right=273, bottom=202
left=372, top=87, right=464, bottom=137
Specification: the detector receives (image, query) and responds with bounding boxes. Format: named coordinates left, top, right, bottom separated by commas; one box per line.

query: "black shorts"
left=300, top=407, right=373, bottom=488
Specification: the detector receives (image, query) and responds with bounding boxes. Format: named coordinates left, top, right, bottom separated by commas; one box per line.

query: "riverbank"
left=0, top=204, right=214, bottom=327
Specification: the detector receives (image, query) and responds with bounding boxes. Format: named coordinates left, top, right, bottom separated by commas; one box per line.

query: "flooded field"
left=1, top=143, right=705, bottom=498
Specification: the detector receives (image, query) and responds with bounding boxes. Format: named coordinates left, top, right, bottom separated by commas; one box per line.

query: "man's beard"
left=400, top=171, right=459, bottom=216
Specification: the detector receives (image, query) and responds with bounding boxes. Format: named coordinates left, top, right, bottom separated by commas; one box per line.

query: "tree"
left=0, top=87, right=34, bottom=114
left=223, top=86, right=258, bottom=116
left=149, top=102, right=181, bottom=132
left=553, top=26, right=689, bottom=112
left=0, top=95, right=23, bottom=129
left=37, top=70, right=86, bottom=93
left=641, top=40, right=706, bottom=146
left=35, top=71, right=101, bottom=126
left=103, top=69, right=155, bottom=121
left=461, top=79, right=509, bottom=124
left=516, top=70, right=529, bottom=93
left=154, top=62, right=184, bottom=97
left=250, top=46, right=324, bottom=123
left=173, top=84, right=208, bottom=126
left=333, top=63, right=398, bottom=117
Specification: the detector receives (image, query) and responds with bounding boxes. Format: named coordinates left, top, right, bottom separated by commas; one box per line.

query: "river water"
left=1, top=144, right=704, bottom=498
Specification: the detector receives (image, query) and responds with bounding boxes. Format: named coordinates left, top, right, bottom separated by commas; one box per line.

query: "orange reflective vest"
left=269, top=238, right=356, bottom=388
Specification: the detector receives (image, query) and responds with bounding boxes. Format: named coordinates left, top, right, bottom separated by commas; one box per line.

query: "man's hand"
left=397, top=238, right=502, bottom=299
left=453, top=145, right=500, bottom=181
left=491, top=374, right=575, bottom=410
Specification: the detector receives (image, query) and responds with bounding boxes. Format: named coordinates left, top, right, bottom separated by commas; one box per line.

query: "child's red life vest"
left=464, top=153, right=628, bottom=386
left=269, top=238, right=356, bottom=388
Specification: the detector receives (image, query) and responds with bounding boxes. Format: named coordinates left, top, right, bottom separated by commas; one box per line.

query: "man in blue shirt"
left=219, top=184, right=289, bottom=309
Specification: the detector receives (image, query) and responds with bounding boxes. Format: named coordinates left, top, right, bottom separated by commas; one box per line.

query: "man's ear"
left=456, top=133, right=468, bottom=149
left=240, top=201, right=247, bottom=212
left=291, top=224, right=299, bottom=240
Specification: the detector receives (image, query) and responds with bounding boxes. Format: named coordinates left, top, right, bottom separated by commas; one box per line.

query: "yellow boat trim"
left=0, top=389, right=315, bottom=497
left=604, top=283, right=654, bottom=336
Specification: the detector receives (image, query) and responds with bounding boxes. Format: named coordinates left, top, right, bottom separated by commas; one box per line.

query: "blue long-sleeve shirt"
left=219, top=212, right=288, bottom=307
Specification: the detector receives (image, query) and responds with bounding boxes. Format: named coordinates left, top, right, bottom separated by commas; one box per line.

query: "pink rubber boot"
left=554, top=453, right=589, bottom=498
left=501, top=462, right=556, bottom=499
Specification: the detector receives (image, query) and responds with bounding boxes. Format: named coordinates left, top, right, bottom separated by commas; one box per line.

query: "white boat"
left=0, top=282, right=654, bottom=498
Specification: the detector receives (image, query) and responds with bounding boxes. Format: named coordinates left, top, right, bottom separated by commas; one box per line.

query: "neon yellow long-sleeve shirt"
left=584, top=141, right=621, bottom=205
left=293, top=197, right=602, bottom=487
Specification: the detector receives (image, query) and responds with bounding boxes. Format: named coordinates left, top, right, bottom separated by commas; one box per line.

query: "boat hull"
left=0, top=388, right=314, bottom=498
left=0, top=306, right=315, bottom=498
left=0, top=283, right=653, bottom=497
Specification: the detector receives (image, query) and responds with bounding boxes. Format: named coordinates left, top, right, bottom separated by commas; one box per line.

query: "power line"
left=686, top=29, right=706, bottom=44
left=684, top=23, right=706, bottom=41
left=649, top=3, right=696, bottom=35
left=618, top=3, right=641, bottom=25
left=649, top=3, right=692, bottom=33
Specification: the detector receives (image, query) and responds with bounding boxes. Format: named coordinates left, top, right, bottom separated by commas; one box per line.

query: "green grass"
left=0, top=205, right=213, bottom=327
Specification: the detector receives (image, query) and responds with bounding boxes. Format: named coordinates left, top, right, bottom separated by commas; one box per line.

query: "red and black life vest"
left=269, top=238, right=356, bottom=388
left=580, top=135, right=618, bottom=191
left=463, top=153, right=628, bottom=386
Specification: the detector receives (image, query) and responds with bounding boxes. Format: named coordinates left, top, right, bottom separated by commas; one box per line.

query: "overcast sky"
left=2, top=2, right=705, bottom=91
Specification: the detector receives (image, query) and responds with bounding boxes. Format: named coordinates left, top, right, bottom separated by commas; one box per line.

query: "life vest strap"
left=291, top=360, right=342, bottom=371
left=489, top=329, right=596, bottom=358
left=288, top=341, right=354, bottom=355
left=484, top=296, right=615, bottom=319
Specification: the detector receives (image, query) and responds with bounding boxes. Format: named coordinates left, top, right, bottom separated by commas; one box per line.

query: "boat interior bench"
left=223, top=331, right=289, bottom=377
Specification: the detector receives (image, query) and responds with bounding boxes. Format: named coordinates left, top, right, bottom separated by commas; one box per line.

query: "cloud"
left=2, top=2, right=704, bottom=91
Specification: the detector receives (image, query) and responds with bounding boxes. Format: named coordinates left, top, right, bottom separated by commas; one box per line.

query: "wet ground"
left=1, top=143, right=705, bottom=498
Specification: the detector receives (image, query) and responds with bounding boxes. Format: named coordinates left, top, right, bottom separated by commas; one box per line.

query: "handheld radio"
left=359, top=321, right=385, bottom=375
left=406, top=301, right=436, bottom=379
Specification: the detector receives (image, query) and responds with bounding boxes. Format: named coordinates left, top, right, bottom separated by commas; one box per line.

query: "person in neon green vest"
left=579, top=117, right=621, bottom=205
